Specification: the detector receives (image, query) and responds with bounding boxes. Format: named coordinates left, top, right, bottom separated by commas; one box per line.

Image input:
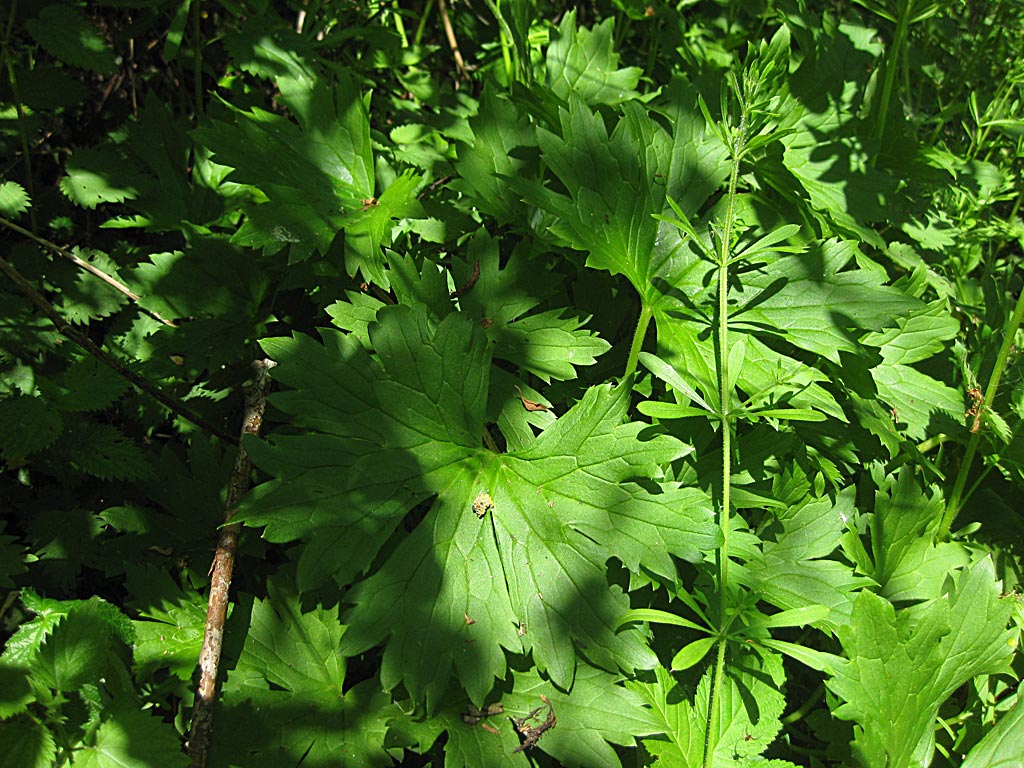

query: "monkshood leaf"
left=827, top=557, right=1015, bottom=768
left=731, top=238, right=921, bottom=363
left=545, top=11, right=643, bottom=106
left=238, top=307, right=716, bottom=707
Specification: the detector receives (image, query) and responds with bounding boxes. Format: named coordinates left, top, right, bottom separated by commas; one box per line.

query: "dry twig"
left=187, top=359, right=275, bottom=767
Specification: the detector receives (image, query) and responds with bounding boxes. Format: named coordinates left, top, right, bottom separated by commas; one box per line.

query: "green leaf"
left=74, top=705, right=187, bottom=768
left=617, top=607, right=709, bottom=634
left=61, top=148, right=143, bottom=209
left=0, top=396, right=62, bottom=460
left=546, top=11, right=642, bottom=106
left=1, top=590, right=75, bottom=666
left=67, top=422, right=151, bottom=481
left=0, top=181, right=31, bottom=217
left=510, top=96, right=675, bottom=302
left=866, top=468, right=970, bottom=602
left=55, top=249, right=131, bottom=325
left=451, top=232, right=610, bottom=383
left=827, top=558, right=1015, bottom=768
left=961, top=698, right=1024, bottom=768
left=505, top=664, right=662, bottom=767
left=670, top=636, right=717, bottom=671
left=634, top=647, right=788, bottom=766
left=54, top=354, right=130, bottom=412
left=731, top=239, right=922, bottom=363
left=0, top=715, right=56, bottom=768
left=743, top=490, right=870, bottom=633
left=452, top=89, right=537, bottom=224
left=241, top=305, right=717, bottom=706
left=131, top=236, right=269, bottom=320
left=196, top=72, right=399, bottom=274
left=34, top=599, right=134, bottom=692
left=0, top=664, right=33, bottom=718
left=26, top=6, right=116, bottom=74
left=210, top=578, right=394, bottom=768
left=128, top=565, right=206, bottom=680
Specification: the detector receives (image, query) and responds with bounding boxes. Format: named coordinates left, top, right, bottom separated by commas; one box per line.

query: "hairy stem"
left=940, top=285, right=1024, bottom=538
left=623, top=303, right=652, bottom=381
left=703, top=116, right=743, bottom=768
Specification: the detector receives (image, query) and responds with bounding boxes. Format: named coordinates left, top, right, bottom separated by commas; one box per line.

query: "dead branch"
left=187, top=359, right=275, bottom=767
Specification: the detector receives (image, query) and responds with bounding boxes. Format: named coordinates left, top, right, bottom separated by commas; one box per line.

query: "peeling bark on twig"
left=187, top=359, right=275, bottom=768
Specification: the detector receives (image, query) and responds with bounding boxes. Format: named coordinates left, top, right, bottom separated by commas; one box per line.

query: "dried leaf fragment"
left=514, top=385, right=549, bottom=412
left=511, top=695, right=556, bottom=752
left=463, top=702, right=504, bottom=724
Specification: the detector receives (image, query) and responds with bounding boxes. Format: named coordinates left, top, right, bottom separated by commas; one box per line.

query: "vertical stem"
left=392, top=1, right=409, bottom=48
left=188, top=360, right=275, bottom=768
left=940, top=285, right=1024, bottom=538
left=623, top=303, right=652, bottom=381
left=702, top=119, right=743, bottom=768
left=192, top=0, right=203, bottom=117
left=873, top=0, right=911, bottom=141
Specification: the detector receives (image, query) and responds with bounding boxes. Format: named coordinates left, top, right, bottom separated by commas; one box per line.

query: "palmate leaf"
left=452, top=231, right=610, bottom=383
left=632, top=647, right=792, bottom=767
left=743, top=490, right=871, bottom=633
left=545, top=11, right=643, bottom=106
left=209, top=578, right=394, bottom=768
left=730, top=239, right=921, bottom=363
left=503, top=665, right=662, bottom=767
left=864, top=468, right=970, bottom=602
left=73, top=705, right=187, bottom=768
left=510, top=96, right=672, bottom=302
left=827, top=557, right=1015, bottom=768
left=239, top=304, right=718, bottom=709
left=452, top=89, right=537, bottom=224
left=197, top=63, right=421, bottom=281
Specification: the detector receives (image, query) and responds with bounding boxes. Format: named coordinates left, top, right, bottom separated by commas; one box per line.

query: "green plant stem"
left=780, top=683, right=825, bottom=724
left=0, top=252, right=238, bottom=445
left=413, top=0, right=435, bottom=46
left=873, top=0, right=912, bottom=141
left=391, top=1, right=410, bottom=48
left=192, top=0, right=203, bottom=116
left=703, top=116, right=743, bottom=768
left=940, top=285, right=1024, bottom=538
left=623, top=303, right=652, bottom=380
left=2, top=0, right=37, bottom=232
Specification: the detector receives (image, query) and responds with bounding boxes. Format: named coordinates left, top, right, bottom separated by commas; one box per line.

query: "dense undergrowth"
left=1, top=1, right=1023, bottom=766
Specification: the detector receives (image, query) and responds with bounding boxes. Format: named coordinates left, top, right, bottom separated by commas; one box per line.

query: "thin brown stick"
left=0, top=252, right=237, bottom=444
left=0, top=216, right=177, bottom=327
left=437, top=0, right=469, bottom=82
left=187, top=359, right=275, bottom=768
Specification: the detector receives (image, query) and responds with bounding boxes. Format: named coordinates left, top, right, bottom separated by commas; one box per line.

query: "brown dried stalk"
left=187, top=359, right=275, bottom=768
left=0, top=216, right=177, bottom=327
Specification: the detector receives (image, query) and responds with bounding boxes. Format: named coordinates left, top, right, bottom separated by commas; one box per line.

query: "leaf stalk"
left=940, top=283, right=1024, bottom=538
